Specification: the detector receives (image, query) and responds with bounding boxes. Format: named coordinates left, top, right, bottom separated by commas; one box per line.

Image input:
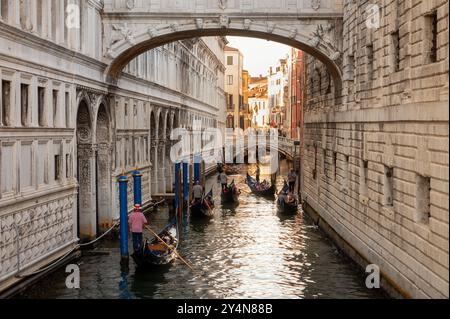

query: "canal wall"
left=300, top=0, right=449, bottom=299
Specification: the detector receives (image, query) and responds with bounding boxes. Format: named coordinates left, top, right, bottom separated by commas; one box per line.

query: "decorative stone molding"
left=0, top=195, right=75, bottom=279
left=267, top=22, right=276, bottom=33
left=218, top=0, right=228, bottom=10
left=195, top=18, right=204, bottom=29
left=311, top=0, right=321, bottom=11
left=219, top=15, right=230, bottom=28
left=244, top=19, right=252, bottom=30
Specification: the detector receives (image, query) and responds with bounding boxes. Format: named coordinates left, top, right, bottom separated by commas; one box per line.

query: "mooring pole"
left=194, top=154, right=201, bottom=183
left=201, top=161, right=206, bottom=187
left=175, top=162, right=180, bottom=216
left=132, top=169, right=142, bottom=206
left=189, top=163, right=193, bottom=203
left=178, top=167, right=183, bottom=219
left=118, top=175, right=129, bottom=264
left=183, top=161, right=188, bottom=207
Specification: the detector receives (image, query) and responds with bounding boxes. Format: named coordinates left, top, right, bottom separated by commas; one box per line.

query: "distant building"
left=248, top=76, right=269, bottom=128
left=224, top=46, right=244, bottom=128
left=242, top=70, right=251, bottom=129
left=288, top=49, right=306, bottom=140
left=268, top=58, right=289, bottom=133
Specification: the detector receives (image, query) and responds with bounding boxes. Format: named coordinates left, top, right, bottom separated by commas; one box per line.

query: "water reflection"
left=18, top=160, right=385, bottom=299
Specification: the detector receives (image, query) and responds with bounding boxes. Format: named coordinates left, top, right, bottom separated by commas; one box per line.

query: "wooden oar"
left=144, top=225, right=196, bottom=273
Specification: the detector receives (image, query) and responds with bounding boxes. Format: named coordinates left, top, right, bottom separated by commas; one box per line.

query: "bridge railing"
left=230, top=131, right=299, bottom=159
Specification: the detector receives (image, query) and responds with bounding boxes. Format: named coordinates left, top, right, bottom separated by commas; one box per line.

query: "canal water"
left=18, top=160, right=385, bottom=299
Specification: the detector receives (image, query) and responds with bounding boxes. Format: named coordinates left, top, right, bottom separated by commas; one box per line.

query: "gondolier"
left=288, top=169, right=297, bottom=192
left=192, top=181, right=203, bottom=202
left=128, top=204, right=148, bottom=253
left=256, top=165, right=261, bottom=183
left=218, top=172, right=228, bottom=190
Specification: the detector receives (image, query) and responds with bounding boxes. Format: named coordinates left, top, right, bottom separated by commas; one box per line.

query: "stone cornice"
left=304, top=101, right=449, bottom=124
left=0, top=21, right=106, bottom=70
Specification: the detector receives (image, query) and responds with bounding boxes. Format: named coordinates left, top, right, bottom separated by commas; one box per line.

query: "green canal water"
left=17, top=160, right=386, bottom=299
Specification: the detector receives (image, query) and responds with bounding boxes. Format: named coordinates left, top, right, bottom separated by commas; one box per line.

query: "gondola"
left=132, top=220, right=178, bottom=267
left=246, top=173, right=276, bottom=197
left=190, top=190, right=215, bottom=218
left=221, top=181, right=240, bottom=204
left=277, top=196, right=299, bottom=214
left=223, top=164, right=240, bottom=175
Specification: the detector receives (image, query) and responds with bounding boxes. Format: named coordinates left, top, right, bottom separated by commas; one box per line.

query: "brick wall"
left=301, top=0, right=449, bottom=298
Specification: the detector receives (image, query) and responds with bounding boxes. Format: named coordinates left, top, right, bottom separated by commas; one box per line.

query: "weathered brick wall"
left=302, top=0, right=449, bottom=298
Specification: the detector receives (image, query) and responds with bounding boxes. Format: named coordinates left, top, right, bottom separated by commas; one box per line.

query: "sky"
left=226, top=36, right=291, bottom=77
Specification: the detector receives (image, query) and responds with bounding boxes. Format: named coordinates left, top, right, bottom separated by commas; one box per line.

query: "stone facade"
left=0, top=0, right=226, bottom=291
left=224, top=45, right=244, bottom=128
left=301, top=0, right=449, bottom=298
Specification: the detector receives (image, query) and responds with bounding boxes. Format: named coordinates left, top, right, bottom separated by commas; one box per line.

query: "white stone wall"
left=0, top=2, right=225, bottom=291
left=301, top=0, right=449, bottom=298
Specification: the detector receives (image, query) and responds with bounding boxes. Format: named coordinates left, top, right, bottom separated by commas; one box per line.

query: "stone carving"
left=148, top=27, right=156, bottom=38
left=218, top=0, right=228, bottom=10
left=77, top=127, right=92, bottom=142
left=267, top=22, right=275, bottom=33
left=0, top=196, right=74, bottom=279
left=195, top=18, right=204, bottom=29
left=170, top=23, right=179, bottom=32
left=289, top=27, right=297, bottom=39
left=311, top=0, right=321, bottom=11
left=219, top=15, right=229, bottom=28
left=110, top=24, right=135, bottom=47
left=243, top=19, right=252, bottom=30
left=126, top=0, right=136, bottom=10
left=310, top=24, right=341, bottom=60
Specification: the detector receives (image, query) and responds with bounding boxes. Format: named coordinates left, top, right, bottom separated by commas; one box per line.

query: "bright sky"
left=226, top=36, right=291, bottom=77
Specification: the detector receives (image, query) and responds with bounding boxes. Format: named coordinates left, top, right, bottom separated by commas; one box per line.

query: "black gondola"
left=277, top=195, right=299, bottom=214
left=132, top=220, right=178, bottom=267
left=223, top=164, right=240, bottom=175
left=246, top=173, right=276, bottom=197
left=221, top=181, right=240, bottom=204
left=190, top=190, right=215, bottom=218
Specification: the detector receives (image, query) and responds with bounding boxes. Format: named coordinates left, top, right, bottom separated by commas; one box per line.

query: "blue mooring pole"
left=183, top=161, right=188, bottom=206
left=174, top=162, right=180, bottom=212
left=118, top=175, right=129, bottom=263
left=132, top=170, right=142, bottom=206
left=194, top=154, right=201, bottom=182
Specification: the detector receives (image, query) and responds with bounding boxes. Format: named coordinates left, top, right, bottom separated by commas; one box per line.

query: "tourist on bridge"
left=192, top=181, right=204, bottom=203
left=218, top=172, right=228, bottom=190
left=288, top=169, right=297, bottom=192
left=128, top=204, right=148, bottom=253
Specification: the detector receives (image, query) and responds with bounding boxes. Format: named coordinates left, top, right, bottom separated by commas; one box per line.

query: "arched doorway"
left=95, top=103, right=112, bottom=232
left=104, top=26, right=342, bottom=96
left=76, top=99, right=96, bottom=241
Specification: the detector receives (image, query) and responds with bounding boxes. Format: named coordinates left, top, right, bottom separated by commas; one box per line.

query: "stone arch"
left=104, top=23, right=342, bottom=96
left=95, top=102, right=112, bottom=233
left=76, top=98, right=96, bottom=241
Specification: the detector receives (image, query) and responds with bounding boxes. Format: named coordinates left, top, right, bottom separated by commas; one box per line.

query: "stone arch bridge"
left=102, top=0, right=343, bottom=94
